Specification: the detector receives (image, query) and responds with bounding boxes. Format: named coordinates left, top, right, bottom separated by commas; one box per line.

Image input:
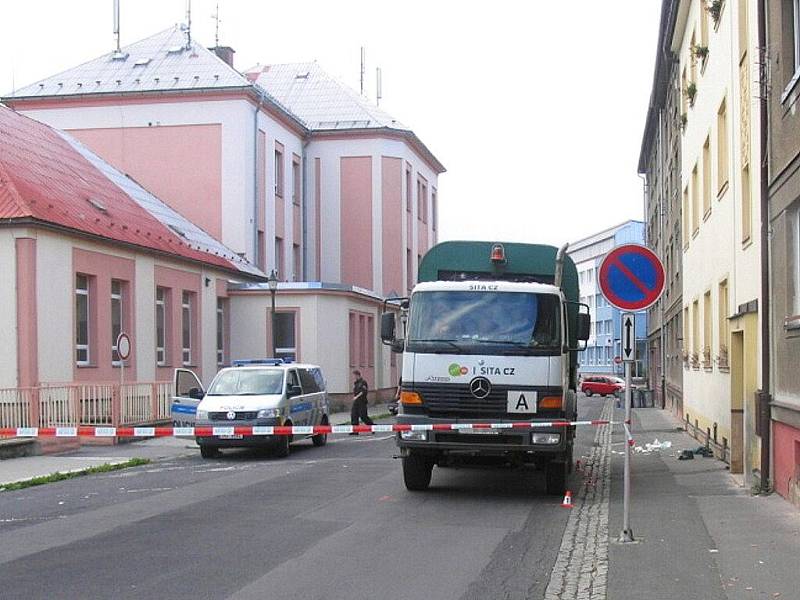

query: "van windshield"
left=206, top=369, right=285, bottom=396
left=407, top=291, right=561, bottom=355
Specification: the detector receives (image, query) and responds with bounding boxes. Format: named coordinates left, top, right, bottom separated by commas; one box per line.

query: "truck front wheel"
left=402, top=452, right=433, bottom=491
left=546, top=460, right=567, bottom=496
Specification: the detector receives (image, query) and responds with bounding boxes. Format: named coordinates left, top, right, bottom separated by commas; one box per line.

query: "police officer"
left=349, top=370, right=374, bottom=435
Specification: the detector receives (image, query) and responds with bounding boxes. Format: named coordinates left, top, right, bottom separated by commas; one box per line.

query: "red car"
left=580, top=376, right=624, bottom=397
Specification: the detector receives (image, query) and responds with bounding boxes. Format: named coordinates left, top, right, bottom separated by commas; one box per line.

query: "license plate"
left=219, top=434, right=243, bottom=440
left=507, top=390, right=537, bottom=413
left=459, top=428, right=500, bottom=435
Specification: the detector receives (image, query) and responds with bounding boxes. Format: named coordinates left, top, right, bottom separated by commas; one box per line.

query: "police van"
left=171, top=359, right=330, bottom=459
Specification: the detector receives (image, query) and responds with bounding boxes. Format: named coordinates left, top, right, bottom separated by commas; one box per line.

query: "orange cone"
left=561, top=490, right=573, bottom=508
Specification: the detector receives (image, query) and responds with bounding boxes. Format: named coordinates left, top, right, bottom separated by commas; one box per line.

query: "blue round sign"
left=598, top=244, right=665, bottom=311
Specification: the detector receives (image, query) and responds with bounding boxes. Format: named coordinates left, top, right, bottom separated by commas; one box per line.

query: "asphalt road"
left=0, top=396, right=607, bottom=600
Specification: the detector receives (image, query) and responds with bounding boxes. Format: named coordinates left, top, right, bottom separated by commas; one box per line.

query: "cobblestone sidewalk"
left=544, top=398, right=612, bottom=600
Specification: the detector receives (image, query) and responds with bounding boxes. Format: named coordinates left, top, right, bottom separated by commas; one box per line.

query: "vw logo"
left=469, top=377, right=492, bottom=399
left=226, top=411, right=236, bottom=420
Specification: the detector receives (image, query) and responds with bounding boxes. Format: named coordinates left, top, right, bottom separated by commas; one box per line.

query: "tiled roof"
left=247, top=62, right=407, bottom=131
left=0, top=106, right=263, bottom=278
left=6, top=27, right=252, bottom=99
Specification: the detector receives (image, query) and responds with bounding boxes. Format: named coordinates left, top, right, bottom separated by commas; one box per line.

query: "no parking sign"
left=598, top=244, right=665, bottom=311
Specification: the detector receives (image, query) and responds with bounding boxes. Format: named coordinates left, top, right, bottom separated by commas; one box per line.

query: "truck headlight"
left=257, top=408, right=281, bottom=419
left=196, top=410, right=209, bottom=421
left=531, top=433, right=561, bottom=445
left=400, top=430, right=427, bottom=441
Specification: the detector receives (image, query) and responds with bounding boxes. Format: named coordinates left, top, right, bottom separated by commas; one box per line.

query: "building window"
left=111, top=279, right=124, bottom=365
left=718, top=279, right=729, bottom=351
left=182, top=291, right=192, bottom=365
left=274, top=312, right=297, bottom=361
left=717, top=98, right=728, bottom=193
left=349, top=311, right=374, bottom=370
left=293, top=243, right=301, bottom=282
left=703, top=290, right=712, bottom=363
left=683, top=186, right=690, bottom=248
left=274, top=147, right=284, bottom=197
left=406, top=248, right=413, bottom=292
left=406, top=167, right=412, bottom=213
left=794, top=209, right=800, bottom=314
left=76, top=274, right=91, bottom=366
left=742, top=164, right=752, bottom=243
left=432, top=188, right=438, bottom=231
left=292, top=157, right=301, bottom=206
left=156, top=287, right=167, bottom=366
left=692, top=299, right=700, bottom=356
left=691, top=164, right=700, bottom=235
left=690, top=31, right=697, bottom=82
left=702, top=137, right=711, bottom=218
left=275, top=237, right=284, bottom=278
left=216, top=298, right=226, bottom=366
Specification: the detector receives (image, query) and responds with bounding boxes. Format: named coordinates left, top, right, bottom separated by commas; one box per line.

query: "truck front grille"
left=412, top=383, right=555, bottom=420
left=209, top=411, right=259, bottom=421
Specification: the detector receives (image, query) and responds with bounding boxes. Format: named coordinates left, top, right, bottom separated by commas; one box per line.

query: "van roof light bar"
left=232, top=358, right=285, bottom=367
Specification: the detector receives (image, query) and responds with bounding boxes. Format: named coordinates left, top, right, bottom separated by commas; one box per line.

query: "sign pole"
left=619, top=312, right=635, bottom=543
left=620, top=357, right=635, bottom=543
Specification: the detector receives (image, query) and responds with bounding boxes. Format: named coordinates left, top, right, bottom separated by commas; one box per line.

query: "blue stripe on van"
left=171, top=404, right=197, bottom=415
left=290, top=402, right=313, bottom=414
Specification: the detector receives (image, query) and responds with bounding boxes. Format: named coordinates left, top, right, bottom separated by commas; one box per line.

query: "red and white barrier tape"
left=0, top=420, right=618, bottom=438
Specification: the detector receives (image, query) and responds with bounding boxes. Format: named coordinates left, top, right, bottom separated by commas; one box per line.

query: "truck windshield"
left=206, top=369, right=284, bottom=396
left=407, top=291, right=561, bottom=355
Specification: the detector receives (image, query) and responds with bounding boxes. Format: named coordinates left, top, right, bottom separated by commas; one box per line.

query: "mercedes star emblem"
left=226, top=411, right=236, bottom=420
left=469, top=377, right=492, bottom=399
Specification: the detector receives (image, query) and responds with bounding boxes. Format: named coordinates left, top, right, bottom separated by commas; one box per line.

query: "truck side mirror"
left=577, top=313, right=591, bottom=341
left=380, top=313, right=396, bottom=344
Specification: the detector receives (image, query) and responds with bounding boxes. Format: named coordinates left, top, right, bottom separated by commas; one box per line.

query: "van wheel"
left=273, top=426, right=291, bottom=458
left=312, top=417, right=328, bottom=447
left=403, top=452, right=433, bottom=491
left=200, top=444, right=220, bottom=459
left=545, top=460, right=567, bottom=496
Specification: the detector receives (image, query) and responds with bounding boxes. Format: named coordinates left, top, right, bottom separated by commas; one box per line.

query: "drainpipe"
left=756, top=0, right=771, bottom=492
left=301, top=138, right=310, bottom=281
left=253, top=90, right=264, bottom=267
left=658, top=110, right=667, bottom=411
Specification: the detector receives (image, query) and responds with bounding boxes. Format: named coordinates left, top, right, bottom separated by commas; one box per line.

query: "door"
left=286, top=369, right=309, bottom=426
left=299, top=368, right=322, bottom=425
left=171, top=368, right=205, bottom=426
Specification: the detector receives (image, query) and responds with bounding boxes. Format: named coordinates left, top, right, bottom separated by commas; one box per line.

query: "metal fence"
left=0, top=381, right=173, bottom=430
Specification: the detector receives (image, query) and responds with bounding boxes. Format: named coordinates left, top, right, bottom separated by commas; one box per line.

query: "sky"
left=0, top=0, right=662, bottom=247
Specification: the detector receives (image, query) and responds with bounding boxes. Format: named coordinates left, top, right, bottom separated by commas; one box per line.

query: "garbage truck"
left=380, top=241, right=589, bottom=494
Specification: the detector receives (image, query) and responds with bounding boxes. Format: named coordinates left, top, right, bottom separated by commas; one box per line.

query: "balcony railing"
left=0, top=381, right=174, bottom=430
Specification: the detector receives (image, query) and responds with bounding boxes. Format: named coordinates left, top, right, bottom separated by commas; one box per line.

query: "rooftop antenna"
left=111, top=0, right=128, bottom=60
left=212, top=1, right=221, bottom=47
left=184, top=0, right=192, bottom=49
left=360, top=46, right=365, bottom=96
left=376, top=67, right=382, bottom=106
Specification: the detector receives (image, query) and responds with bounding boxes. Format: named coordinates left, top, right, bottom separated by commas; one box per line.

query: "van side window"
left=287, top=370, right=300, bottom=391
left=311, top=368, right=326, bottom=392
left=299, top=368, right=320, bottom=394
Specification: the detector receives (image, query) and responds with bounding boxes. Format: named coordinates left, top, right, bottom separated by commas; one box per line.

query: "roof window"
left=134, top=58, right=152, bottom=66
left=86, top=198, right=108, bottom=214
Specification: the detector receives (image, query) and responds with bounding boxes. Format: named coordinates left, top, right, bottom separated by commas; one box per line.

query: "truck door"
left=171, top=368, right=204, bottom=426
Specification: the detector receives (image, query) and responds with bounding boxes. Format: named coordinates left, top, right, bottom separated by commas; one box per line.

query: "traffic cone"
left=561, top=490, right=573, bottom=508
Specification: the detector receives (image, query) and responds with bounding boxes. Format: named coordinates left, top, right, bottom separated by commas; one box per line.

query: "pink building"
left=0, top=106, right=262, bottom=438
left=4, top=26, right=444, bottom=397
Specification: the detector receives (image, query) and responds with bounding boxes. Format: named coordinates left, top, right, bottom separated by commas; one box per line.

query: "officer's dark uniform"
left=350, top=376, right=374, bottom=428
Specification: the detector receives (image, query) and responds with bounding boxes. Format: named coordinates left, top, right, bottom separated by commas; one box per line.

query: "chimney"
left=210, top=46, right=235, bottom=68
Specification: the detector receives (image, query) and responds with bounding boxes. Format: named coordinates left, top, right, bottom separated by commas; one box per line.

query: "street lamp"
left=268, top=269, right=279, bottom=358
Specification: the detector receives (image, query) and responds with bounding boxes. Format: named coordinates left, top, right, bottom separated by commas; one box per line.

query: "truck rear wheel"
left=403, top=452, right=433, bottom=491
left=546, top=460, right=567, bottom=496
